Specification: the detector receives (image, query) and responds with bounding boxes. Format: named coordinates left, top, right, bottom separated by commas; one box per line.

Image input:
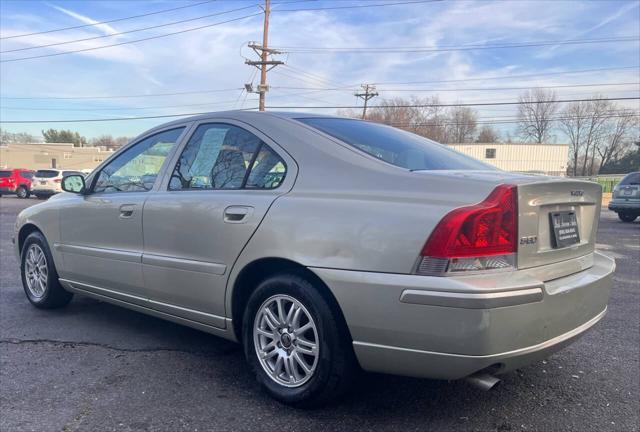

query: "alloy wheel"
left=24, top=244, right=48, bottom=298
left=253, top=294, right=319, bottom=387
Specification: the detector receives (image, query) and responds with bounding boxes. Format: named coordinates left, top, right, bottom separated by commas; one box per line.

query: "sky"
left=0, top=0, right=639, bottom=141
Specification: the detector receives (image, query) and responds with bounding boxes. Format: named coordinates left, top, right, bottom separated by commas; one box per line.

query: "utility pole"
left=354, top=84, right=378, bottom=119
left=245, top=0, right=283, bottom=111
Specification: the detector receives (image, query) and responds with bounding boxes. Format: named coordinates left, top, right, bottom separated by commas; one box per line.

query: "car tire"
left=243, top=273, right=356, bottom=407
left=20, top=231, right=73, bottom=309
left=618, top=213, right=638, bottom=223
left=16, top=186, right=30, bottom=199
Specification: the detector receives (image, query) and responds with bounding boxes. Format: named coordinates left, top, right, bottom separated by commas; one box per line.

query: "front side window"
left=93, top=127, right=184, bottom=193
left=298, top=117, right=494, bottom=171
left=169, top=123, right=286, bottom=191
left=0, top=171, right=11, bottom=178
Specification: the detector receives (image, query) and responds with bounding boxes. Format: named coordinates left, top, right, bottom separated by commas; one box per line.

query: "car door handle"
left=119, top=204, right=136, bottom=218
left=224, top=206, right=253, bottom=224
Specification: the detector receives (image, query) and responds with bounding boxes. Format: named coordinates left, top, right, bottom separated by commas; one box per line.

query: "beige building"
left=446, top=143, right=569, bottom=176
left=0, top=142, right=114, bottom=171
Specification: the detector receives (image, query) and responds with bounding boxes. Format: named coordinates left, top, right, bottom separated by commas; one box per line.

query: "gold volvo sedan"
left=14, top=111, right=614, bottom=406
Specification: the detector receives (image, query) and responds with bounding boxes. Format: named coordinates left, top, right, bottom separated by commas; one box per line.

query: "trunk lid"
left=516, top=179, right=601, bottom=270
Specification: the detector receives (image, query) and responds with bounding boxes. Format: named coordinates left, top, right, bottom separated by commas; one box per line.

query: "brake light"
left=418, top=184, right=518, bottom=275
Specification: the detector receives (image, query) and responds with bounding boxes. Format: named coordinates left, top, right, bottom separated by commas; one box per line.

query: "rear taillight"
left=54, top=178, right=62, bottom=183
left=418, top=184, right=518, bottom=275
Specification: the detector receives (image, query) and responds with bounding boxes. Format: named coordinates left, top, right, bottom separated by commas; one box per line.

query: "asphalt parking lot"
left=1, top=196, right=638, bottom=432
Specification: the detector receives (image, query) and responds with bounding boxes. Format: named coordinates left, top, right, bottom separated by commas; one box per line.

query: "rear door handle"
left=224, top=206, right=253, bottom=223
left=119, top=204, right=136, bottom=218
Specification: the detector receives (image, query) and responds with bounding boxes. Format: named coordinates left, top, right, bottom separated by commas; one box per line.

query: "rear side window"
left=169, top=123, right=286, bottom=190
left=0, top=171, right=10, bottom=178
left=21, top=171, right=34, bottom=179
left=619, top=172, right=640, bottom=185
left=35, top=170, right=59, bottom=178
left=297, top=117, right=494, bottom=171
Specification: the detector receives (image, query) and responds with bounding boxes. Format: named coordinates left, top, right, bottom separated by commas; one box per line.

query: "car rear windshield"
left=62, top=171, right=83, bottom=177
left=0, top=171, right=11, bottom=178
left=35, top=170, right=59, bottom=178
left=619, top=172, right=640, bottom=185
left=297, top=117, right=494, bottom=171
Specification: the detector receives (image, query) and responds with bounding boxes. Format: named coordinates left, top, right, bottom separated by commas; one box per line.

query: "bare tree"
left=517, top=89, right=558, bottom=143
left=476, top=125, right=501, bottom=143
left=445, top=106, right=477, bottom=143
left=596, top=109, right=638, bottom=173
left=559, top=97, right=613, bottom=176
left=90, top=134, right=131, bottom=150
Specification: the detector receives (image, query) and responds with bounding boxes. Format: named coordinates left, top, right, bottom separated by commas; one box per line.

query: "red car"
left=0, top=169, right=34, bottom=198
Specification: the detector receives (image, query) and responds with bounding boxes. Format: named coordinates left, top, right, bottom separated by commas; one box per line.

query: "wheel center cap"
left=280, top=333, right=292, bottom=348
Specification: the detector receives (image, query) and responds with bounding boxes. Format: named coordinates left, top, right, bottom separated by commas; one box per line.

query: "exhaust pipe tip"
left=464, top=373, right=501, bottom=391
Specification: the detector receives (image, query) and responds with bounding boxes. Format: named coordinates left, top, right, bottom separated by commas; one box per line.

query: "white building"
left=446, top=143, right=569, bottom=176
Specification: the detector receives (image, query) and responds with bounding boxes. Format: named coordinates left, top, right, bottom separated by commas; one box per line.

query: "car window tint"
left=94, top=127, right=183, bottom=194
left=169, top=124, right=263, bottom=190
left=35, top=170, right=59, bottom=178
left=620, top=172, right=640, bottom=185
left=62, top=171, right=83, bottom=177
left=297, top=117, right=494, bottom=171
left=0, top=171, right=10, bottom=178
left=246, top=145, right=286, bottom=189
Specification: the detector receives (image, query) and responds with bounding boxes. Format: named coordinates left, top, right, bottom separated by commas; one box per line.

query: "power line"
left=0, top=4, right=260, bottom=54
left=0, top=0, right=216, bottom=40
left=0, top=12, right=264, bottom=63
left=272, top=82, right=639, bottom=92
left=2, top=97, right=638, bottom=124
left=264, top=96, right=640, bottom=109
left=274, top=0, right=443, bottom=12
left=0, top=88, right=242, bottom=100
left=4, top=66, right=635, bottom=101
left=371, top=66, right=640, bottom=85
left=273, top=36, right=639, bottom=54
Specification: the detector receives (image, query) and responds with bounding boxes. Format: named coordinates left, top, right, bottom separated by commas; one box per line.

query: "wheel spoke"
left=276, top=298, right=286, bottom=325
left=285, top=303, right=297, bottom=326
left=293, top=351, right=312, bottom=375
left=295, top=338, right=317, bottom=356
left=256, top=327, right=275, bottom=339
left=264, top=307, right=281, bottom=328
left=294, top=322, right=313, bottom=336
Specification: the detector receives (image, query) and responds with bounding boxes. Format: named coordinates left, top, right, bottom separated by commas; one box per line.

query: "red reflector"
left=422, top=184, right=518, bottom=258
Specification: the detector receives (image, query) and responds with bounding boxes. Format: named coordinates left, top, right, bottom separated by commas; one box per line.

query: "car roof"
left=151, top=110, right=345, bottom=130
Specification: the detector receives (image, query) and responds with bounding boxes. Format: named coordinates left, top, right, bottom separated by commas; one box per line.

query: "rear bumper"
left=311, top=251, right=614, bottom=380
left=31, top=188, right=58, bottom=196
left=608, top=200, right=640, bottom=212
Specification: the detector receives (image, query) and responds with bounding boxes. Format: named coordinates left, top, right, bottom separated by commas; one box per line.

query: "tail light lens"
left=54, top=178, right=62, bottom=183
left=418, top=184, right=518, bottom=275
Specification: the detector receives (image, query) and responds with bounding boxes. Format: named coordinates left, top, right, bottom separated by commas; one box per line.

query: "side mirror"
left=61, top=175, right=86, bottom=194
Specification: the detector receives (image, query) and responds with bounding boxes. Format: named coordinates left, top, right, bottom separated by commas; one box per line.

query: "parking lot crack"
left=0, top=337, right=235, bottom=355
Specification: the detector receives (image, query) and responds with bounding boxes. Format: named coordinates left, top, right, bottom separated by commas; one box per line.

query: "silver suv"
left=608, top=171, right=640, bottom=222
left=14, top=112, right=614, bottom=406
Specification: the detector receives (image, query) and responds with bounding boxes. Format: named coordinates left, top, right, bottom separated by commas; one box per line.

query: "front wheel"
left=16, top=186, right=30, bottom=199
left=618, top=213, right=638, bottom=223
left=243, top=273, right=356, bottom=407
left=20, top=231, right=73, bottom=308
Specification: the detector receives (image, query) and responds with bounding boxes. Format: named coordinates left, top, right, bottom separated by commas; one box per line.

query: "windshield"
left=297, top=117, right=494, bottom=171
left=35, top=170, right=59, bottom=178
left=619, top=172, right=640, bottom=185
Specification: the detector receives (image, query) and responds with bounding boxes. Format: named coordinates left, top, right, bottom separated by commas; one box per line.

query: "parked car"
left=31, top=169, right=85, bottom=199
left=608, top=171, right=640, bottom=222
left=14, top=112, right=614, bottom=406
left=0, top=168, right=34, bottom=198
